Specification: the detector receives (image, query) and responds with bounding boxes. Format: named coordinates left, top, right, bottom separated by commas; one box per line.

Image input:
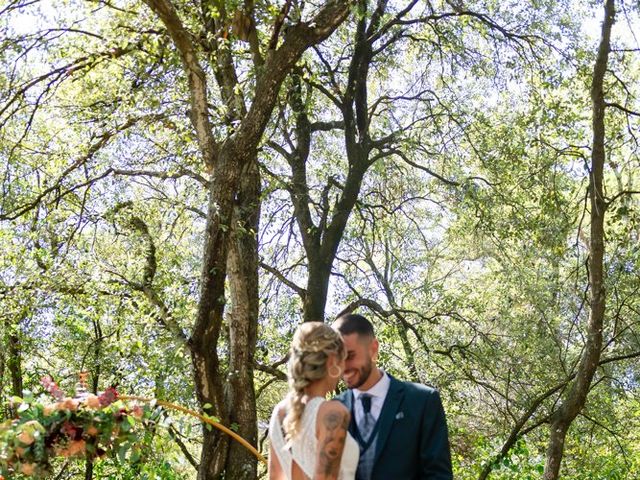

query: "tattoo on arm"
left=317, top=410, right=349, bottom=477
left=323, top=411, right=343, bottom=431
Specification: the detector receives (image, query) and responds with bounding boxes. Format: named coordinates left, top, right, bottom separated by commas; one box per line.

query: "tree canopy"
left=1, top=0, right=640, bottom=479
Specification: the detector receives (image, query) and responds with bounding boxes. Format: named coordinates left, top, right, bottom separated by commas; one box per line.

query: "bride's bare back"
left=268, top=398, right=357, bottom=480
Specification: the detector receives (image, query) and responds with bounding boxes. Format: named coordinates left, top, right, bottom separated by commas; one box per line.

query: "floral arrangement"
left=0, top=375, right=161, bottom=478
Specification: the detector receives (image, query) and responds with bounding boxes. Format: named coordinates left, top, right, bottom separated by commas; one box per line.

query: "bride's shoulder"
left=268, top=400, right=290, bottom=428
left=272, top=400, right=288, bottom=421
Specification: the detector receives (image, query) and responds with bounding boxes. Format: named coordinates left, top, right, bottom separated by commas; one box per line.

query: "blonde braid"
left=282, top=322, right=345, bottom=444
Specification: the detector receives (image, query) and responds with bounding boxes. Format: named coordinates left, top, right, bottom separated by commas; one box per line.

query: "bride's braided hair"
left=283, top=322, right=345, bottom=443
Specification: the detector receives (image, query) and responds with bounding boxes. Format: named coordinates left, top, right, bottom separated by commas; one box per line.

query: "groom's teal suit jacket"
left=335, top=375, right=452, bottom=479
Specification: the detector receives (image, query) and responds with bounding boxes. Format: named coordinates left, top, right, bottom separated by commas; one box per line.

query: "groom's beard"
left=344, top=358, right=373, bottom=389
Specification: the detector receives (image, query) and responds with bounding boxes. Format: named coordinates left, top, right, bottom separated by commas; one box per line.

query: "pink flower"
left=85, top=395, right=101, bottom=409
left=98, top=387, right=118, bottom=407
left=43, top=404, right=56, bottom=416
left=67, top=439, right=86, bottom=457
left=55, top=439, right=86, bottom=458
left=131, top=405, right=144, bottom=419
left=41, top=375, right=65, bottom=400
left=61, top=421, right=81, bottom=440
left=57, top=446, right=72, bottom=457
left=20, top=463, right=36, bottom=475
left=17, top=420, right=42, bottom=445
left=17, top=429, right=35, bottom=445
left=62, top=397, right=79, bottom=412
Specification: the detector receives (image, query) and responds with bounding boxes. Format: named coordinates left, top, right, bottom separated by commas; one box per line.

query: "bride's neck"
left=303, top=381, right=329, bottom=400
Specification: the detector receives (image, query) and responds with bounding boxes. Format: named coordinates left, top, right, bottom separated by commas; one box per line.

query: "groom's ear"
left=370, top=337, right=379, bottom=362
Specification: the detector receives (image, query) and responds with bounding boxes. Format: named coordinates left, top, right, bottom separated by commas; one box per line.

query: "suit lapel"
left=373, top=376, right=405, bottom=465
left=341, top=390, right=358, bottom=438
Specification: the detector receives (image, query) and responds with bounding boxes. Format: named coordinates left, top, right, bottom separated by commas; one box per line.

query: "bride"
left=268, top=322, right=359, bottom=479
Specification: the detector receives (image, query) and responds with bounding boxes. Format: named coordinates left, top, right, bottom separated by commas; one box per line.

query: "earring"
left=328, top=365, right=342, bottom=379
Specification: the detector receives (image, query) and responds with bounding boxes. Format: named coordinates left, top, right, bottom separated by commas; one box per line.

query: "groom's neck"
left=358, top=368, right=383, bottom=392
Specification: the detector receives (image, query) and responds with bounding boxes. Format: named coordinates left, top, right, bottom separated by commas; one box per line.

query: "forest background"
left=1, top=0, right=639, bottom=479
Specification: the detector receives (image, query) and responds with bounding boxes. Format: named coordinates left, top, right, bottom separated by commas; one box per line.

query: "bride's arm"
left=313, top=401, right=350, bottom=480
left=268, top=403, right=288, bottom=480
left=269, top=443, right=286, bottom=480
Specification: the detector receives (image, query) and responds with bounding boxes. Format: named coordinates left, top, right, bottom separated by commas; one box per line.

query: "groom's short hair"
left=333, top=313, right=375, bottom=338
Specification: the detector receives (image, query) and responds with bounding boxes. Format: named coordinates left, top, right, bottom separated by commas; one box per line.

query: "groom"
left=333, top=314, right=452, bottom=480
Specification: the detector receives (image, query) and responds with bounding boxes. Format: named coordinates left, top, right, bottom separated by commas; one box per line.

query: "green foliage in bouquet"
left=0, top=376, right=162, bottom=478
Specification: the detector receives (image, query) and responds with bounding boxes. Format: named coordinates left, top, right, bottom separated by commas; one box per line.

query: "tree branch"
left=112, top=168, right=209, bottom=187
left=111, top=204, right=192, bottom=349
left=168, top=424, right=200, bottom=470
left=391, top=148, right=460, bottom=186
left=254, top=361, right=287, bottom=381
left=259, top=261, right=306, bottom=299
left=1, top=114, right=166, bottom=220
left=143, top=0, right=218, bottom=167
left=605, top=101, right=640, bottom=117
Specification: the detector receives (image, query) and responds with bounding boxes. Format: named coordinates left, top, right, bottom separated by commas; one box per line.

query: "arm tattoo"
left=323, top=411, right=343, bottom=431
left=317, top=410, right=349, bottom=477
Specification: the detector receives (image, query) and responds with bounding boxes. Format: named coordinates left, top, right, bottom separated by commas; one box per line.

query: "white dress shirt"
left=352, top=370, right=390, bottom=426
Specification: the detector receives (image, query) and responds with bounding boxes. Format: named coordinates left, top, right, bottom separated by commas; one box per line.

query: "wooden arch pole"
left=119, top=395, right=267, bottom=465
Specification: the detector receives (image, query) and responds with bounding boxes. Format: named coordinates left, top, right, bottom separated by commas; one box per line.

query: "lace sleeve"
left=269, top=404, right=291, bottom=480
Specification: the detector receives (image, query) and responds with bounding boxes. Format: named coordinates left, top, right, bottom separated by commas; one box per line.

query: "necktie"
left=360, top=393, right=375, bottom=440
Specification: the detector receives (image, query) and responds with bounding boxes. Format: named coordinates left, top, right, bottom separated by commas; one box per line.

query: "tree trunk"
left=192, top=153, right=237, bottom=479
left=303, top=262, right=332, bottom=323
left=286, top=0, right=388, bottom=323
left=0, top=331, right=5, bottom=420
left=225, top=157, right=261, bottom=479
left=84, top=318, right=104, bottom=480
left=141, top=2, right=353, bottom=478
left=7, top=319, right=23, bottom=398
left=543, top=1, right=613, bottom=477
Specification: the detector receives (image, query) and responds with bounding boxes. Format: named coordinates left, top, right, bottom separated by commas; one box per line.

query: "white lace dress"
left=269, top=397, right=359, bottom=479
